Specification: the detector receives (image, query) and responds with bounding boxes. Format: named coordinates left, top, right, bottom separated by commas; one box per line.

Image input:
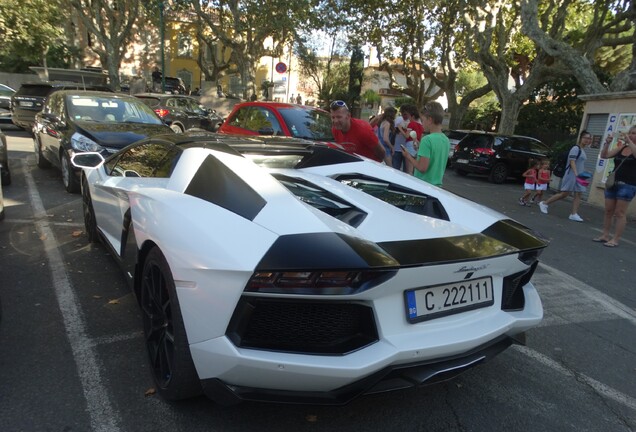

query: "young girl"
left=519, top=159, right=539, bottom=206
left=531, top=159, right=551, bottom=203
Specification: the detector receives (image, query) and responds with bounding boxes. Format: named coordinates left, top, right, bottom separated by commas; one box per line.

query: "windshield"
left=0, top=84, right=14, bottom=97
left=278, top=107, right=333, bottom=141
left=66, top=95, right=163, bottom=125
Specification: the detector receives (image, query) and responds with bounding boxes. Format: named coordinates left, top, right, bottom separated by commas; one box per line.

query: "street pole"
left=160, top=0, right=165, bottom=93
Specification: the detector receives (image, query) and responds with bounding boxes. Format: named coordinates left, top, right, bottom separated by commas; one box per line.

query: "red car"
left=218, top=101, right=354, bottom=152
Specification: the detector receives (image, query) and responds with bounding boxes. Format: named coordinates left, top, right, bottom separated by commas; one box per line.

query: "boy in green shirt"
left=403, top=102, right=450, bottom=186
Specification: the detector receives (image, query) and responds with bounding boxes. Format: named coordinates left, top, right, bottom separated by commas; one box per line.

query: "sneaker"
left=518, top=198, right=527, bottom=206
left=529, top=197, right=537, bottom=204
left=538, top=201, right=548, bottom=214
left=569, top=213, right=584, bottom=222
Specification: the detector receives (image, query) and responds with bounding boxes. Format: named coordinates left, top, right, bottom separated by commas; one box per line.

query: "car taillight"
left=154, top=108, right=170, bottom=118
left=245, top=269, right=396, bottom=295
left=474, top=147, right=495, bottom=156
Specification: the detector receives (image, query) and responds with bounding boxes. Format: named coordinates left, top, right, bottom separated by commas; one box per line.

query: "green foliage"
left=461, top=100, right=500, bottom=131
left=515, top=76, right=584, bottom=145
left=0, top=0, right=68, bottom=71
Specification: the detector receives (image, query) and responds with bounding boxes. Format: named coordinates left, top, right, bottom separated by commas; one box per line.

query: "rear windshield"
left=136, top=97, right=161, bottom=108
left=15, top=85, right=56, bottom=97
left=461, top=134, right=493, bottom=149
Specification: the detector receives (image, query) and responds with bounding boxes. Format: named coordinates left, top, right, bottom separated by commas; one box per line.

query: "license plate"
left=456, top=158, right=468, bottom=164
left=19, top=101, right=33, bottom=107
left=405, top=277, right=494, bottom=323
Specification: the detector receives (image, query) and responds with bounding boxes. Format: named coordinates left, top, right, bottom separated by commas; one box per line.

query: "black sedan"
left=34, top=90, right=172, bottom=193
left=135, top=93, right=224, bottom=133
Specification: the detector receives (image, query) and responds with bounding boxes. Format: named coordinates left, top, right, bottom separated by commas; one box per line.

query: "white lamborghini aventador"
left=72, top=133, right=548, bottom=405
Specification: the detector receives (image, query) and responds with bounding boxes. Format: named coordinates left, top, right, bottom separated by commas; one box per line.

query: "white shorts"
left=535, top=184, right=548, bottom=191
left=524, top=183, right=536, bottom=190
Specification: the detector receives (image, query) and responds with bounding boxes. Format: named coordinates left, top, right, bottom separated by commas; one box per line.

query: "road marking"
left=514, top=345, right=636, bottom=413
left=23, top=162, right=121, bottom=432
left=536, top=263, right=636, bottom=326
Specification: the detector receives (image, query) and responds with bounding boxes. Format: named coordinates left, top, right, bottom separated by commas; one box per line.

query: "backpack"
left=552, top=145, right=580, bottom=178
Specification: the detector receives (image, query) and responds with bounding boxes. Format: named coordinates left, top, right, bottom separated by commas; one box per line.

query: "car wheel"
left=34, top=137, right=51, bottom=169
left=61, top=152, right=80, bottom=193
left=489, top=162, right=509, bottom=184
left=1, top=170, right=10, bottom=186
left=455, top=167, right=468, bottom=176
left=82, top=177, right=98, bottom=243
left=170, top=123, right=184, bottom=133
left=140, top=247, right=201, bottom=400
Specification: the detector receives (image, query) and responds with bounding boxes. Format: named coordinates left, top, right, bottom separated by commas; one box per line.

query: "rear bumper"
left=200, top=333, right=522, bottom=406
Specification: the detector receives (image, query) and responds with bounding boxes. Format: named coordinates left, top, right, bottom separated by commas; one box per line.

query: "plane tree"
left=188, top=0, right=313, bottom=100
left=0, top=0, right=74, bottom=72
left=60, top=0, right=144, bottom=90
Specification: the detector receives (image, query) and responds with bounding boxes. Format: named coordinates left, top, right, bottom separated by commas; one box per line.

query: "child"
left=519, top=159, right=539, bottom=206
left=531, top=159, right=551, bottom=203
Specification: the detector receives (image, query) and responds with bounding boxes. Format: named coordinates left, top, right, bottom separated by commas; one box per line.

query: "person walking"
left=392, top=108, right=407, bottom=171
left=530, top=159, right=551, bottom=204
left=330, top=100, right=385, bottom=162
left=593, top=125, right=636, bottom=247
left=402, top=102, right=450, bottom=186
left=376, top=107, right=397, bottom=166
left=397, top=104, right=423, bottom=175
left=519, top=159, right=539, bottom=206
left=539, top=130, right=592, bottom=221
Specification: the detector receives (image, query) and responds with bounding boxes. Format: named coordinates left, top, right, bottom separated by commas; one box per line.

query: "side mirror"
left=71, top=152, right=105, bottom=169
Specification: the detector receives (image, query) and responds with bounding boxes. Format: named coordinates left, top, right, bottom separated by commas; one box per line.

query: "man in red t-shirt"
left=330, top=100, right=385, bottom=162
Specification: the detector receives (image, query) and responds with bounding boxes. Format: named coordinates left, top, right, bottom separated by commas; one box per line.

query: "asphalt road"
left=1, top=126, right=635, bottom=432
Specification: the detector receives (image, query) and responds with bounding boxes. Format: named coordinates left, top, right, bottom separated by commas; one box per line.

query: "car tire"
left=140, top=247, right=201, bottom=400
left=489, top=163, right=509, bottom=184
left=455, top=167, right=468, bottom=176
left=82, top=177, right=98, bottom=243
left=170, top=123, right=184, bottom=133
left=34, top=137, right=51, bottom=169
left=1, top=170, right=10, bottom=186
left=61, top=152, right=80, bottom=193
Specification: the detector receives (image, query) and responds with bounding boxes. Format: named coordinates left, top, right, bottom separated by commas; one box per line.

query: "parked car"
left=450, top=132, right=551, bottom=183
left=218, top=101, right=334, bottom=142
left=33, top=90, right=171, bottom=193
left=443, top=129, right=471, bottom=162
left=134, top=93, right=224, bottom=133
left=72, top=132, right=548, bottom=404
left=0, top=84, right=15, bottom=111
left=0, top=130, right=9, bottom=186
left=11, top=81, right=113, bottom=131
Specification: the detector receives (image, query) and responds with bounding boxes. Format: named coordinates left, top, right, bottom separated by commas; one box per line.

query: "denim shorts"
left=604, top=181, right=636, bottom=201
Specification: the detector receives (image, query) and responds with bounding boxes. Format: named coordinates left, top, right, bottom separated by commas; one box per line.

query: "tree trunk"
left=497, top=94, right=522, bottom=135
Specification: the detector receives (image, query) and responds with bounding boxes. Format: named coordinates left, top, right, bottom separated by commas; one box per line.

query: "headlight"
left=71, top=132, right=104, bottom=152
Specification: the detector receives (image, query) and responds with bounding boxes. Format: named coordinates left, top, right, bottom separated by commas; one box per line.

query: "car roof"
left=231, top=101, right=326, bottom=111
left=135, top=93, right=192, bottom=99
left=462, top=131, right=544, bottom=141
left=55, top=90, right=142, bottom=100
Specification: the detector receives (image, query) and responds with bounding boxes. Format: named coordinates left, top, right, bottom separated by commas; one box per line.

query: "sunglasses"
left=330, top=100, right=349, bottom=110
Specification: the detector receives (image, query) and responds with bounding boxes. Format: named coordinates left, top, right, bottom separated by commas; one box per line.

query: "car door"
left=90, top=142, right=178, bottom=254
left=37, top=92, right=67, bottom=168
left=184, top=97, right=213, bottom=130
left=504, top=137, right=533, bottom=176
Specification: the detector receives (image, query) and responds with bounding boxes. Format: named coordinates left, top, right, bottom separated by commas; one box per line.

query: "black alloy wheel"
left=140, top=247, right=201, bottom=400
left=489, top=162, right=509, bottom=184
left=34, top=136, right=51, bottom=169
left=61, top=152, right=80, bottom=193
left=82, top=177, right=98, bottom=243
